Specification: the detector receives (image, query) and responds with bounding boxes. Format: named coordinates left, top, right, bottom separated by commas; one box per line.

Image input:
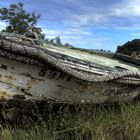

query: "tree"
left=45, top=38, right=49, bottom=43
left=54, top=36, right=61, bottom=45
left=0, top=2, right=41, bottom=34
left=49, top=39, right=55, bottom=44
left=64, top=43, right=70, bottom=47
left=116, top=39, right=140, bottom=56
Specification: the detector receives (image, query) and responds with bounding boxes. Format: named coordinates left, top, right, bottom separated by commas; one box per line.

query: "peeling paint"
left=0, top=55, right=139, bottom=104
left=7, top=74, right=15, bottom=80
left=0, top=89, right=15, bottom=100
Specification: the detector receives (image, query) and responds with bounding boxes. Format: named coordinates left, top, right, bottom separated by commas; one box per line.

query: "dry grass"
left=0, top=102, right=140, bottom=140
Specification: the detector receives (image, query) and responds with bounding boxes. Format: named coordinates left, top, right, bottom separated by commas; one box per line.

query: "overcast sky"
left=1, top=0, right=140, bottom=51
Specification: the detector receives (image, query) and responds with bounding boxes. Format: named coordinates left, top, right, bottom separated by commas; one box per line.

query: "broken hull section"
left=0, top=57, right=139, bottom=104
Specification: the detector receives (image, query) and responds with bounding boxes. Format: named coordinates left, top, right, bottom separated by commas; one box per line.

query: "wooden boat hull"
left=0, top=56, right=139, bottom=105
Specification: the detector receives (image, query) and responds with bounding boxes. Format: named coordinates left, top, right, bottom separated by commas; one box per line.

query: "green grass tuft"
left=0, top=102, right=140, bottom=140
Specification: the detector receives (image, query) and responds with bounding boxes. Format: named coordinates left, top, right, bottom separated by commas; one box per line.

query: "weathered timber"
left=0, top=32, right=139, bottom=106
left=114, top=53, right=140, bottom=65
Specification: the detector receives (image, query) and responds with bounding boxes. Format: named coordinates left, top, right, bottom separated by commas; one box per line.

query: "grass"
left=0, top=102, right=140, bottom=140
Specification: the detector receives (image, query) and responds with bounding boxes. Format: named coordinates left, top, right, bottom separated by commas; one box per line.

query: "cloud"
left=42, top=27, right=92, bottom=38
left=131, top=32, right=140, bottom=36
left=112, top=0, right=140, bottom=17
left=60, top=0, right=140, bottom=29
left=65, top=13, right=108, bottom=28
left=2, top=0, right=140, bottom=29
left=1, top=0, right=140, bottom=51
left=0, top=21, right=7, bottom=31
left=39, top=0, right=140, bottom=30
left=42, top=27, right=113, bottom=51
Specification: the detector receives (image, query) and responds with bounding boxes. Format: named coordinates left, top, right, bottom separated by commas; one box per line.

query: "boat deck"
left=44, top=43, right=140, bottom=72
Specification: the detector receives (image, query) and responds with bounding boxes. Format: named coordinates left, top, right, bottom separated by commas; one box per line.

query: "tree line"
left=45, top=36, right=75, bottom=48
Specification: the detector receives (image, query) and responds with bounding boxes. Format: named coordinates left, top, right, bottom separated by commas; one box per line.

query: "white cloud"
left=42, top=29, right=59, bottom=37
left=112, top=0, right=140, bottom=17
left=0, top=21, right=7, bottom=31
left=42, top=27, right=92, bottom=39
left=35, top=0, right=140, bottom=51
left=131, top=32, right=140, bottom=36
left=64, top=13, right=108, bottom=29
left=62, top=0, right=140, bottom=29
left=1, top=0, right=138, bottom=52
left=39, top=0, right=140, bottom=34
left=42, top=27, right=113, bottom=50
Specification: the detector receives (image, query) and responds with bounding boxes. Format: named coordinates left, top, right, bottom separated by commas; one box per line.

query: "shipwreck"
left=0, top=32, right=139, bottom=108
